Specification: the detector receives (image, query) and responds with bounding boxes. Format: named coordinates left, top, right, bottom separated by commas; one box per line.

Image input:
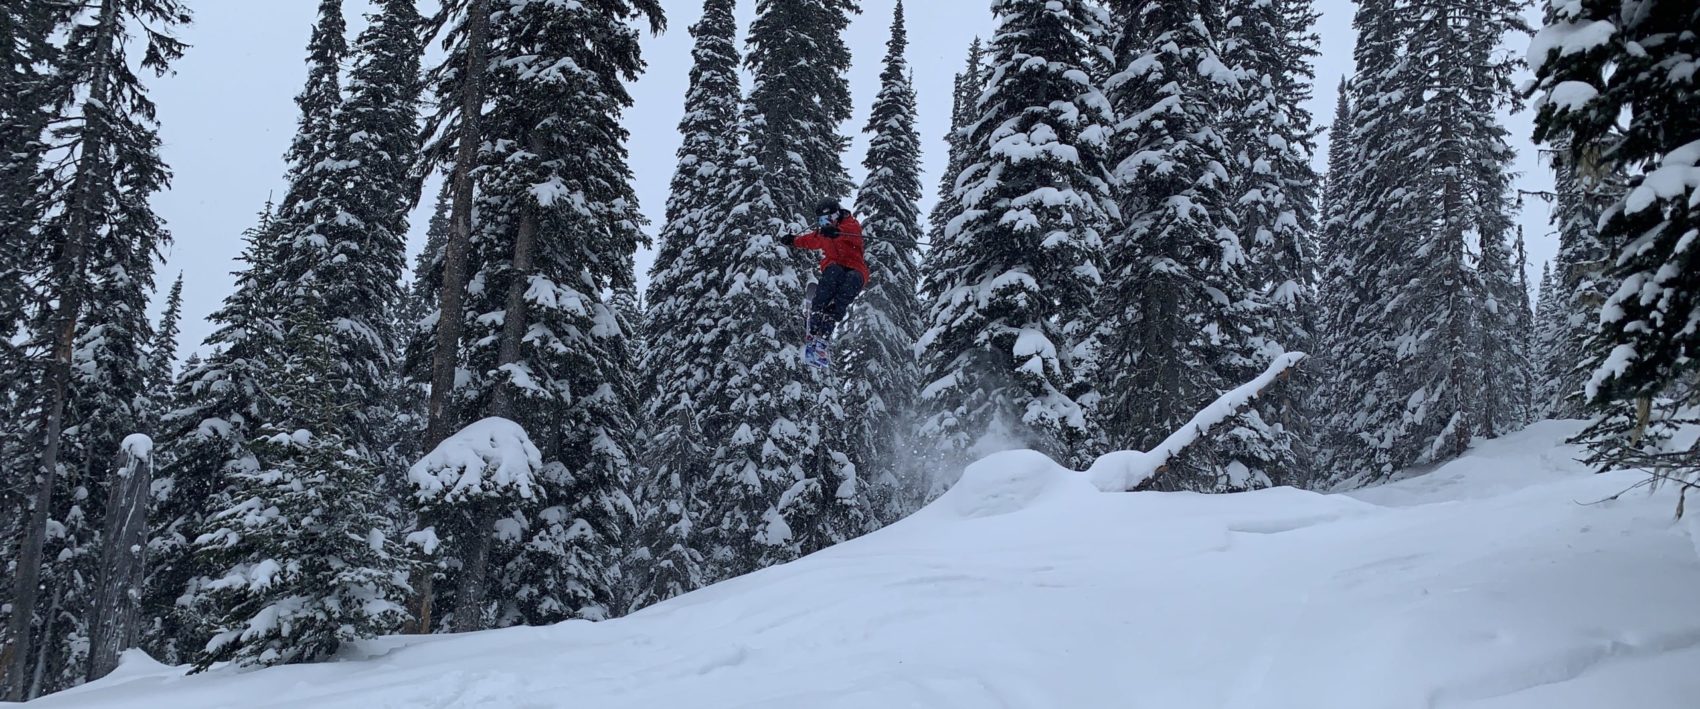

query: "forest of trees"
left=1, top=0, right=1694, bottom=699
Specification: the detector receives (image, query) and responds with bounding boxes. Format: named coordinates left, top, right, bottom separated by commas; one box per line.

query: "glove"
left=821, top=223, right=840, bottom=238
left=780, top=233, right=797, bottom=247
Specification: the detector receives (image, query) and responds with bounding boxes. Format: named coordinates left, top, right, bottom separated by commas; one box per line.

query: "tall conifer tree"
left=146, top=205, right=282, bottom=665
left=1541, top=142, right=1621, bottom=418
left=0, top=1, right=64, bottom=353
left=147, top=274, right=185, bottom=419
left=1533, top=261, right=1562, bottom=414
left=271, top=0, right=346, bottom=240
left=1221, top=0, right=1323, bottom=486
left=191, top=306, right=409, bottom=670
left=692, top=0, right=866, bottom=581
left=926, top=39, right=984, bottom=247
left=845, top=1, right=925, bottom=523
left=1531, top=0, right=1700, bottom=471
left=6, top=0, right=189, bottom=696
left=154, top=1, right=349, bottom=658
left=633, top=0, right=739, bottom=605
left=267, top=0, right=422, bottom=468
left=744, top=0, right=858, bottom=217
left=435, top=0, right=660, bottom=630
left=1101, top=0, right=1285, bottom=491
left=918, top=0, right=1115, bottom=469
left=411, top=0, right=493, bottom=633
left=1319, top=0, right=1528, bottom=483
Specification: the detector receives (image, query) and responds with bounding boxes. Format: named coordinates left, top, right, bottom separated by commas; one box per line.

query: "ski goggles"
left=818, top=214, right=833, bottom=227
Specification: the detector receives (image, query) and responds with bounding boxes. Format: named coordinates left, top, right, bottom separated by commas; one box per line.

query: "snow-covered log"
left=1090, top=353, right=1308, bottom=492
left=87, top=435, right=155, bottom=682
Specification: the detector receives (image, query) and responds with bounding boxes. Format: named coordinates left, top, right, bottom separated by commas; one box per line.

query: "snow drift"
left=31, top=419, right=1700, bottom=708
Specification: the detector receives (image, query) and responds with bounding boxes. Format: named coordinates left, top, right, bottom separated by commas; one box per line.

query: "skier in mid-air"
left=782, top=200, right=869, bottom=368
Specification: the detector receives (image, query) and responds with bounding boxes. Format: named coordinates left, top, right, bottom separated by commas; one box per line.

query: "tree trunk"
left=489, top=150, right=540, bottom=419
left=453, top=157, right=539, bottom=632
left=412, top=0, right=490, bottom=635
left=86, top=438, right=153, bottom=682
left=27, top=582, right=63, bottom=701
left=450, top=500, right=493, bottom=633
left=6, top=0, right=118, bottom=697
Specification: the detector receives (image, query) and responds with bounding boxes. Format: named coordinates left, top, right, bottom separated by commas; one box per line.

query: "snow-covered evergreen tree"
left=146, top=205, right=284, bottom=666
left=1478, top=223, right=1533, bottom=438
left=146, top=274, right=185, bottom=419
left=270, top=0, right=346, bottom=240
left=692, top=136, right=825, bottom=578
left=925, top=38, right=985, bottom=252
left=688, top=0, right=869, bottom=581
left=1530, top=0, right=1700, bottom=471
left=1318, top=0, right=1528, bottom=484
left=148, top=0, right=358, bottom=657
left=51, top=134, right=173, bottom=690
left=844, top=1, right=925, bottom=524
left=401, top=181, right=452, bottom=375
left=1533, top=261, right=1564, bottom=414
left=437, top=0, right=659, bottom=630
left=1313, top=79, right=1382, bottom=484
left=1220, top=0, right=1322, bottom=487
left=1100, top=0, right=1283, bottom=491
left=270, top=0, right=421, bottom=460
left=1380, top=0, right=1512, bottom=466
left=918, top=0, right=1114, bottom=469
left=6, top=0, right=189, bottom=696
left=410, top=0, right=494, bottom=633
left=909, top=38, right=984, bottom=504
left=0, top=6, right=60, bottom=579
left=1511, top=229, right=1539, bottom=425
left=66, top=189, right=168, bottom=479
left=743, top=0, right=858, bottom=217
left=629, top=399, right=706, bottom=611
left=0, top=1, right=63, bottom=353
left=1540, top=141, right=1621, bottom=418
left=191, top=305, right=409, bottom=671
left=632, top=0, right=738, bottom=606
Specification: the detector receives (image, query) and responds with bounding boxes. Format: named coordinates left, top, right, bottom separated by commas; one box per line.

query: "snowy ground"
left=31, top=420, right=1700, bottom=708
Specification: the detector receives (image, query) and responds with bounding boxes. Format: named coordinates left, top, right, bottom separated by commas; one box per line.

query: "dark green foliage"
left=744, top=0, right=860, bottom=220
left=690, top=0, right=868, bottom=582
left=146, top=206, right=283, bottom=666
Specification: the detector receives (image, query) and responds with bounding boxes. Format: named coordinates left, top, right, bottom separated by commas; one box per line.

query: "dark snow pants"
left=809, top=264, right=864, bottom=340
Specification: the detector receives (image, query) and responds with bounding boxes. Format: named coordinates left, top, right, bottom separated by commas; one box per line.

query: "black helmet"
left=814, top=200, right=842, bottom=218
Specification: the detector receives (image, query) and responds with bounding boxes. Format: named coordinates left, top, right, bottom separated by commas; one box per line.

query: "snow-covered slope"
left=33, top=421, right=1700, bottom=708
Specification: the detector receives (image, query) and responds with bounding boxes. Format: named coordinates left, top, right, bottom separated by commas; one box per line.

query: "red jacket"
left=792, top=214, right=870, bottom=283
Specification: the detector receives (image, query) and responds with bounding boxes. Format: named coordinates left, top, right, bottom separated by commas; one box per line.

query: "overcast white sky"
left=148, top=0, right=1554, bottom=358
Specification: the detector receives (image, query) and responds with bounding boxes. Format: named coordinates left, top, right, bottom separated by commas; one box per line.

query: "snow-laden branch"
left=409, top=417, right=542, bottom=503
left=1089, top=352, right=1308, bottom=492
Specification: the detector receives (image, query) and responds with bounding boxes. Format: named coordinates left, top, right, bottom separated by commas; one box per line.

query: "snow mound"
left=927, top=449, right=1097, bottom=518
left=99, top=650, right=171, bottom=684
left=38, top=420, right=1700, bottom=709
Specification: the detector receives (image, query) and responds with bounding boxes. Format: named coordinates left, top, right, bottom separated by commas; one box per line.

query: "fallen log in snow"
left=1089, top=352, right=1308, bottom=492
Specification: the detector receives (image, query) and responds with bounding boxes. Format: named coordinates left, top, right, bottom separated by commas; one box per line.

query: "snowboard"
left=802, top=282, right=829, bottom=368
